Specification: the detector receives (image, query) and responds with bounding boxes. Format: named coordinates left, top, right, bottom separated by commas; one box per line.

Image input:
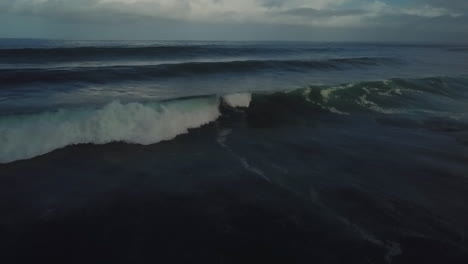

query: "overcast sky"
left=1, top=0, right=467, bottom=41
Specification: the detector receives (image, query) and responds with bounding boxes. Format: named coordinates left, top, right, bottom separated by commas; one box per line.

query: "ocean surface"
left=1, top=39, right=468, bottom=263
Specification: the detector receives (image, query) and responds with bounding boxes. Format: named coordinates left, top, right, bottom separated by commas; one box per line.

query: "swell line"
left=0, top=57, right=397, bottom=86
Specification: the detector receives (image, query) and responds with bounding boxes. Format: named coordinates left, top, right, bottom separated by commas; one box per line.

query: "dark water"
left=1, top=39, right=468, bottom=263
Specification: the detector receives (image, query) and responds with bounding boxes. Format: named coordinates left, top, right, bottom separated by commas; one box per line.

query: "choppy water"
left=1, top=40, right=468, bottom=263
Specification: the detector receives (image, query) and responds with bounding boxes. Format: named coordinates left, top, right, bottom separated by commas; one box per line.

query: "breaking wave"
left=0, top=97, right=221, bottom=163
left=1, top=76, right=466, bottom=163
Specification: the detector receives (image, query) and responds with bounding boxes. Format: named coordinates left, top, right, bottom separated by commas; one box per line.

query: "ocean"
left=1, top=39, right=468, bottom=263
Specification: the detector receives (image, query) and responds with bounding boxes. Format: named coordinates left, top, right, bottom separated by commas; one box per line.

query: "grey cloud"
left=421, top=0, right=468, bottom=11
left=278, top=7, right=366, bottom=18
left=1, top=0, right=177, bottom=24
left=259, top=0, right=288, bottom=8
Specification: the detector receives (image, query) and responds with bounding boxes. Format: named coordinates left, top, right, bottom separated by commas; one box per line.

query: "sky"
left=0, top=0, right=467, bottom=41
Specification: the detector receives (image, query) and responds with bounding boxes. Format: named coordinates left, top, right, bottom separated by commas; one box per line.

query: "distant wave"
left=447, top=47, right=468, bottom=52
left=0, top=57, right=396, bottom=86
left=0, top=45, right=342, bottom=63
left=1, top=77, right=466, bottom=163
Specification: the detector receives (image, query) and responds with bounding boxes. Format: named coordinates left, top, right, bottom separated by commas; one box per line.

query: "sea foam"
left=0, top=97, right=221, bottom=163
left=222, top=93, right=252, bottom=108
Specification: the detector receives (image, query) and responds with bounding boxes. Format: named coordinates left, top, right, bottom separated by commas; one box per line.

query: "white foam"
left=357, top=95, right=397, bottom=114
left=320, top=86, right=345, bottom=103
left=303, top=88, right=312, bottom=102
left=222, top=93, right=252, bottom=108
left=328, top=107, right=350, bottom=115
left=0, top=97, right=220, bottom=163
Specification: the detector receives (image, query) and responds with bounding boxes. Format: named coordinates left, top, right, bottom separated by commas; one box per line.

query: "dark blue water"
left=1, top=40, right=468, bottom=263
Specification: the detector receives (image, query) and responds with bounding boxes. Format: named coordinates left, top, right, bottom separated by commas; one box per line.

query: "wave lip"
left=0, top=97, right=221, bottom=163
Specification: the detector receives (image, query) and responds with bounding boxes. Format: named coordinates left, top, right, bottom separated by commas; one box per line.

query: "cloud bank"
left=1, top=0, right=467, bottom=41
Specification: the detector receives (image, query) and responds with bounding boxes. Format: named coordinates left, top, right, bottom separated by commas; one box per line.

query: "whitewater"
left=0, top=94, right=251, bottom=163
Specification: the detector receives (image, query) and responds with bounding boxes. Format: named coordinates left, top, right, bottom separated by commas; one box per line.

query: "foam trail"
left=0, top=97, right=220, bottom=163
left=222, top=93, right=252, bottom=108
